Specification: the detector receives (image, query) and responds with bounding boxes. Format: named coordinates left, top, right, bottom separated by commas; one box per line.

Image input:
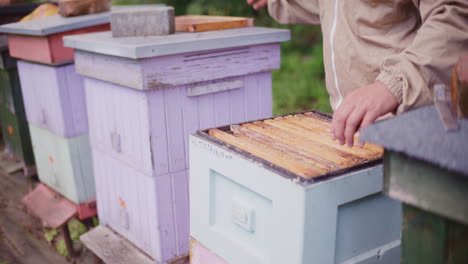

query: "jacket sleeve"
left=268, top=0, right=320, bottom=25
left=376, top=0, right=468, bottom=114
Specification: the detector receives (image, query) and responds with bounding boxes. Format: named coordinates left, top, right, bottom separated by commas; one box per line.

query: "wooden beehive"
left=65, top=26, right=290, bottom=264
left=361, top=105, right=468, bottom=263
left=189, top=111, right=402, bottom=264
left=0, top=12, right=113, bottom=217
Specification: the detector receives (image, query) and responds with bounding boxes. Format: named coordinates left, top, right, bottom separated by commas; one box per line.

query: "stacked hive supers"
left=64, top=20, right=290, bottom=263
left=189, top=111, right=402, bottom=264
left=0, top=12, right=112, bottom=223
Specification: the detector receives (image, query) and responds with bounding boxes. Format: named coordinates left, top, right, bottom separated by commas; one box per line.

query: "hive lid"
left=0, top=5, right=162, bottom=36
left=361, top=105, right=468, bottom=176
left=204, top=111, right=383, bottom=181
left=63, top=26, right=290, bottom=59
left=0, top=11, right=110, bottom=36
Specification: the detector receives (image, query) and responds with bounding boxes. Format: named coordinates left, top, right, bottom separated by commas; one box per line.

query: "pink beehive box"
left=64, top=25, right=290, bottom=263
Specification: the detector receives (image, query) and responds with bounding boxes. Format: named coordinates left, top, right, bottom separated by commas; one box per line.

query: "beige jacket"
left=269, top=0, right=468, bottom=113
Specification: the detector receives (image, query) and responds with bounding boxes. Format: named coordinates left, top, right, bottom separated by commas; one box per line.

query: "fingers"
left=331, top=104, right=354, bottom=145
left=356, top=110, right=380, bottom=147
left=344, top=107, right=366, bottom=147
left=255, top=0, right=268, bottom=9
left=247, top=0, right=268, bottom=10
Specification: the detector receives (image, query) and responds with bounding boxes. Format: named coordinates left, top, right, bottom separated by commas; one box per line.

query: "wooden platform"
left=80, top=226, right=155, bottom=264
left=22, top=183, right=77, bottom=229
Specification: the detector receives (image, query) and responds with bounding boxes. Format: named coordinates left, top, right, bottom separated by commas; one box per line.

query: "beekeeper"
left=248, top=0, right=468, bottom=147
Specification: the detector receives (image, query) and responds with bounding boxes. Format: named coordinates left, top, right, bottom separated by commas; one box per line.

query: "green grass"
left=273, top=44, right=331, bottom=115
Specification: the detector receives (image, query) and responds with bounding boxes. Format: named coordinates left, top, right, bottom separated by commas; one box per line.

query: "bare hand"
left=246, top=0, right=268, bottom=10
left=331, top=81, right=398, bottom=147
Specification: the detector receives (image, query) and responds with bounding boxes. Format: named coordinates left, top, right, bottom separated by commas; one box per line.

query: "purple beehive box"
left=17, top=61, right=88, bottom=137
left=65, top=27, right=290, bottom=263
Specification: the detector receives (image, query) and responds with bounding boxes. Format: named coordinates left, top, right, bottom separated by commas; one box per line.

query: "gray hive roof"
left=361, top=105, right=468, bottom=176
left=0, top=5, right=163, bottom=36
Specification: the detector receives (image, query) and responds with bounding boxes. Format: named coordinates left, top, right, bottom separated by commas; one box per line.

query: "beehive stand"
left=189, top=111, right=402, bottom=264
left=0, top=10, right=114, bottom=256
left=64, top=13, right=290, bottom=263
left=361, top=105, right=468, bottom=264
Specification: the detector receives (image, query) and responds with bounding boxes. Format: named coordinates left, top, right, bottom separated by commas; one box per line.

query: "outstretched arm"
left=332, top=0, right=468, bottom=147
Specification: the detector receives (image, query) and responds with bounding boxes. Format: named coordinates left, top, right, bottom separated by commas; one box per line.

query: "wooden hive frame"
left=198, top=110, right=383, bottom=184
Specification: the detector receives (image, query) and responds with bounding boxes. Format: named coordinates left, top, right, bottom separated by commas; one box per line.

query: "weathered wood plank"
left=231, top=125, right=336, bottom=173
left=75, top=44, right=280, bottom=90
left=385, top=151, right=468, bottom=225
left=401, top=204, right=468, bottom=264
left=246, top=120, right=365, bottom=166
left=265, top=118, right=382, bottom=158
left=274, top=117, right=381, bottom=158
left=187, top=79, right=243, bottom=97
left=285, top=114, right=384, bottom=153
left=80, top=226, right=155, bottom=264
left=208, top=128, right=322, bottom=178
left=175, top=15, right=254, bottom=32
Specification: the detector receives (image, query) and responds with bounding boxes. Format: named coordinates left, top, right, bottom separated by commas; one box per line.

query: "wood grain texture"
left=385, top=151, right=468, bottom=225
left=7, top=23, right=110, bottom=64
left=85, top=72, right=272, bottom=177
left=18, top=61, right=88, bottom=137
left=209, top=129, right=322, bottom=178
left=75, top=44, right=280, bottom=90
left=208, top=113, right=383, bottom=179
left=80, top=226, right=155, bottom=264
left=91, top=148, right=189, bottom=263
left=175, top=15, right=254, bottom=32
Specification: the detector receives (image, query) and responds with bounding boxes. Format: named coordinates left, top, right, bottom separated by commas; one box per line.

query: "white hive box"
left=190, top=111, right=402, bottom=264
